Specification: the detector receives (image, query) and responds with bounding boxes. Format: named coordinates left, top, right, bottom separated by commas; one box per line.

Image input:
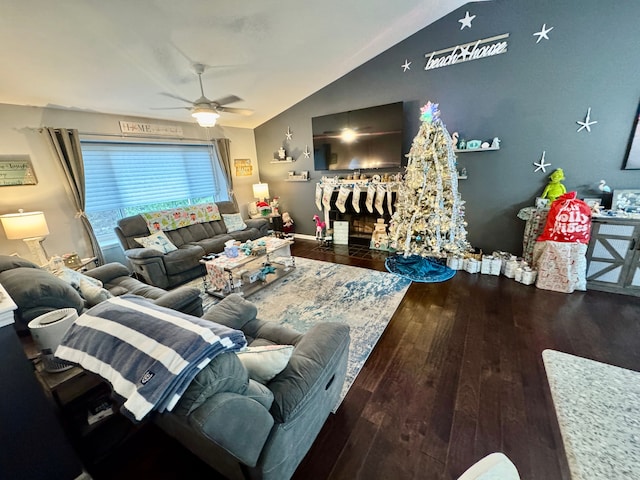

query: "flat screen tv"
left=312, top=102, right=404, bottom=171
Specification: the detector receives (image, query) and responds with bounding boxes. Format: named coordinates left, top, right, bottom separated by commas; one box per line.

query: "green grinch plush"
left=541, top=168, right=567, bottom=202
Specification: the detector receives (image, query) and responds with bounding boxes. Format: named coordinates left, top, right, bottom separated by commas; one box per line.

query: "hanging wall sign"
left=0, top=157, right=38, bottom=186
left=234, top=158, right=253, bottom=177
left=119, top=121, right=183, bottom=137
left=424, top=33, right=509, bottom=71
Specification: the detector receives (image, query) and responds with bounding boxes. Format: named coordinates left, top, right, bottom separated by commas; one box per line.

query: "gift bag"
left=537, top=192, right=591, bottom=244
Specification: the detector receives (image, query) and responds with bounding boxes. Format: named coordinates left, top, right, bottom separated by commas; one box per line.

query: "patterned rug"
left=187, top=257, right=411, bottom=409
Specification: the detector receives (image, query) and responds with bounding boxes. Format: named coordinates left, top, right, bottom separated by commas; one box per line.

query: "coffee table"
left=202, top=236, right=295, bottom=298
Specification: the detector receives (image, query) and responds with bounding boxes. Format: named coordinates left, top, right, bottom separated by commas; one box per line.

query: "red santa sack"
left=537, top=192, right=592, bottom=244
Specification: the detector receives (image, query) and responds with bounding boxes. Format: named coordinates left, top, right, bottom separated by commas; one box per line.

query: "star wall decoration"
left=401, top=59, right=411, bottom=72
left=533, top=23, right=554, bottom=43
left=458, top=11, right=476, bottom=30
left=576, top=107, right=597, bottom=133
left=534, top=151, right=551, bottom=172
left=285, top=127, right=293, bottom=140
left=303, top=145, right=311, bottom=158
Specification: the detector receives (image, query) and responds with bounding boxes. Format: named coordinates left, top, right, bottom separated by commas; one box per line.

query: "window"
left=81, top=141, right=229, bottom=246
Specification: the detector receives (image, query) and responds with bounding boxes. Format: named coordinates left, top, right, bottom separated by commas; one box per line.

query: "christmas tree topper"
left=420, top=102, right=440, bottom=123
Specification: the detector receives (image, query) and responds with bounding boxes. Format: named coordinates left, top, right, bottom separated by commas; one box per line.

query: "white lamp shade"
left=0, top=210, right=49, bottom=240
left=252, top=183, right=270, bottom=200
left=192, top=109, right=220, bottom=127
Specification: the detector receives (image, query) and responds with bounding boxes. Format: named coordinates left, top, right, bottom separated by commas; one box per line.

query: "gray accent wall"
left=255, top=0, right=640, bottom=255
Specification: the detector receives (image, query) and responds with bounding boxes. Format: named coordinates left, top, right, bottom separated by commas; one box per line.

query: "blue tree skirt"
left=385, top=254, right=456, bottom=283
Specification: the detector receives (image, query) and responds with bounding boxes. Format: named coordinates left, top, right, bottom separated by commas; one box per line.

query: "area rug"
left=187, top=257, right=411, bottom=410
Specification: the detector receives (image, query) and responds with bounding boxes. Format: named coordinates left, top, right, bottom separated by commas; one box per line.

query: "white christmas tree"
left=389, top=102, right=470, bottom=257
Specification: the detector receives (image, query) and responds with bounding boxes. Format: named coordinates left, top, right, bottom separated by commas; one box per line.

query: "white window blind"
left=81, top=141, right=229, bottom=246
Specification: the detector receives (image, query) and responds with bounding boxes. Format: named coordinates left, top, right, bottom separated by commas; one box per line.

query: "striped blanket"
left=55, top=295, right=246, bottom=422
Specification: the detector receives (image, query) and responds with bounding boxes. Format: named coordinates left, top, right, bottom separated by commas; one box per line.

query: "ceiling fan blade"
left=150, top=106, right=191, bottom=110
left=211, top=95, right=242, bottom=106
left=218, top=106, right=254, bottom=116
left=159, top=92, right=195, bottom=104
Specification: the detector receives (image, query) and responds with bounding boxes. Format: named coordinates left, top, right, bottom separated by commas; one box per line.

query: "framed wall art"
left=0, top=156, right=38, bottom=186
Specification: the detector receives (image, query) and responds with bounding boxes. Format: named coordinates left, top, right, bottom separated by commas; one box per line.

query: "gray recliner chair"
left=155, top=294, right=350, bottom=480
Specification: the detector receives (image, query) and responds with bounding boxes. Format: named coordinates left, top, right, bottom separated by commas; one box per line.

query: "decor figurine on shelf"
left=540, top=168, right=567, bottom=202
left=278, top=146, right=286, bottom=160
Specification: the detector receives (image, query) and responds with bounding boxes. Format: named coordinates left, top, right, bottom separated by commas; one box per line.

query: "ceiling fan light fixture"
left=192, top=108, right=220, bottom=127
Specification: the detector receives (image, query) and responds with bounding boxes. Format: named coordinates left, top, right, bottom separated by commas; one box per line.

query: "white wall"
left=0, top=103, right=258, bottom=263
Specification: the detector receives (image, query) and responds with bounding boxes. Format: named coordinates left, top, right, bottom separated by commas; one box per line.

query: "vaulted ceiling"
left=1, top=1, right=469, bottom=128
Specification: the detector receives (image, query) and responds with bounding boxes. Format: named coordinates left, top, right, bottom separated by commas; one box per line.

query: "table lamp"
left=0, top=209, right=50, bottom=266
left=252, top=183, right=270, bottom=202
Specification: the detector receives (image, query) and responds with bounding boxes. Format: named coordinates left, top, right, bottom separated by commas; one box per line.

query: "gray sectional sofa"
left=115, top=201, right=270, bottom=289
left=156, top=293, right=351, bottom=480
left=0, top=255, right=202, bottom=330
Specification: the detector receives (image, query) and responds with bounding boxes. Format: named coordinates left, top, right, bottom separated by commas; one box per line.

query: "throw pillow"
left=222, top=213, right=247, bottom=233
left=134, top=230, right=178, bottom=253
left=54, top=267, right=113, bottom=307
left=237, top=344, right=294, bottom=384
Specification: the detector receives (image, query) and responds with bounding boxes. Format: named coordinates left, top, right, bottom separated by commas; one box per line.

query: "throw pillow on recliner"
left=0, top=267, right=84, bottom=324
left=53, top=267, right=113, bottom=307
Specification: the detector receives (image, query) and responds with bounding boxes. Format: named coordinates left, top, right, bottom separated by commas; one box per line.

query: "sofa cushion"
left=228, top=227, right=263, bottom=243
left=0, top=267, right=84, bottom=323
left=222, top=213, right=247, bottom=233
left=163, top=245, right=206, bottom=276
left=174, top=351, right=249, bottom=416
left=188, top=235, right=233, bottom=255
left=134, top=230, right=178, bottom=253
left=0, top=254, right=40, bottom=273
left=237, top=345, right=294, bottom=384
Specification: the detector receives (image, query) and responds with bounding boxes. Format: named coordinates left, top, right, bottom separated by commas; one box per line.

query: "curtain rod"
left=31, top=127, right=221, bottom=142
left=78, top=131, right=222, bottom=142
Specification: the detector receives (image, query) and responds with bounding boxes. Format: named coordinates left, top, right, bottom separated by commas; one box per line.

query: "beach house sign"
left=424, top=33, right=509, bottom=71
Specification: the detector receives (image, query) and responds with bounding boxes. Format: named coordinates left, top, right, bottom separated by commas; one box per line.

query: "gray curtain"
left=42, top=128, right=105, bottom=265
left=214, top=138, right=237, bottom=208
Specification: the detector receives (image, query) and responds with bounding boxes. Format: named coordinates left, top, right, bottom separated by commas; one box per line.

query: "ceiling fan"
left=153, top=63, right=253, bottom=127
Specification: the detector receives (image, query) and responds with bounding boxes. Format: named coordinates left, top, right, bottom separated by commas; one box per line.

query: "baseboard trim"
left=294, top=233, right=316, bottom=241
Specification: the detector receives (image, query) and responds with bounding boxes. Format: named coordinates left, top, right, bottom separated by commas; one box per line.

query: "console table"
left=543, top=350, right=640, bottom=479
left=585, top=215, right=640, bottom=296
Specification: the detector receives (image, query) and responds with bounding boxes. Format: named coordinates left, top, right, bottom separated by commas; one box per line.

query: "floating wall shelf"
left=285, top=178, right=310, bottom=182
left=270, top=159, right=295, bottom=164
left=454, top=146, right=500, bottom=153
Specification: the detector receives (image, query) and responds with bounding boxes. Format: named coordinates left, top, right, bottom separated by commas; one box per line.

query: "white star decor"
left=534, top=151, right=551, bottom=173
left=458, top=11, right=476, bottom=30
left=401, top=59, right=411, bottom=72
left=303, top=145, right=311, bottom=158
left=533, top=23, right=554, bottom=43
left=285, top=127, right=293, bottom=140
left=577, top=107, right=597, bottom=133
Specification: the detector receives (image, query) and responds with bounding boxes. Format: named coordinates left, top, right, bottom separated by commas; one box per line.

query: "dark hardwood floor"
left=89, top=239, right=640, bottom=480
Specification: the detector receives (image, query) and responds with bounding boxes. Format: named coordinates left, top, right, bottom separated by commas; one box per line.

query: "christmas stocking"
left=315, top=183, right=322, bottom=210
left=322, top=184, right=333, bottom=210
left=335, top=184, right=350, bottom=213
left=352, top=183, right=361, bottom=213
left=386, top=187, right=394, bottom=215
left=375, top=184, right=386, bottom=215
left=365, top=184, right=376, bottom=213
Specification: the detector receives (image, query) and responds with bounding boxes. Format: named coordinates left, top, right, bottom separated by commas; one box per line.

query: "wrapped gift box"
left=481, top=255, right=501, bottom=275
left=447, top=255, right=465, bottom=270
left=464, top=258, right=480, bottom=274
